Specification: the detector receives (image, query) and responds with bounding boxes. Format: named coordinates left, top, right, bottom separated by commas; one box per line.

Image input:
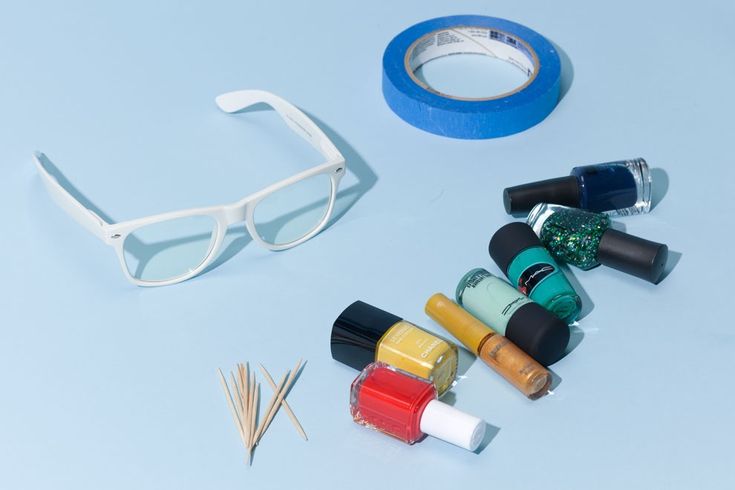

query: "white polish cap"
left=419, top=399, right=486, bottom=451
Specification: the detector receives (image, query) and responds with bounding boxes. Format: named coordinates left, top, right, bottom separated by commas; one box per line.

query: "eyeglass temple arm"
left=33, top=152, right=109, bottom=240
left=214, top=90, right=344, bottom=163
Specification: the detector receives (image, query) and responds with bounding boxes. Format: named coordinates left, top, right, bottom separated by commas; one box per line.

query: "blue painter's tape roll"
left=382, top=15, right=561, bottom=139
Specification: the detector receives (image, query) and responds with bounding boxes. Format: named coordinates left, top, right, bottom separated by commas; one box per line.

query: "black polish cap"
left=503, top=176, right=580, bottom=214
left=331, top=301, right=402, bottom=371
left=598, top=229, right=668, bottom=284
left=506, top=302, right=570, bottom=366
left=489, top=222, right=543, bottom=275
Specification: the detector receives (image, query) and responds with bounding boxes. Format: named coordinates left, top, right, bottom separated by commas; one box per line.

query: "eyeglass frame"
left=33, top=89, right=346, bottom=287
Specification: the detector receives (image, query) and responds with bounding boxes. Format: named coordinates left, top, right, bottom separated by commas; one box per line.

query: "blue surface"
left=1, top=1, right=733, bottom=489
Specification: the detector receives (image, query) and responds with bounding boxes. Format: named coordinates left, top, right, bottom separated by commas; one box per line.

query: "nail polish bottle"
left=350, top=362, right=486, bottom=450
left=425, top=293, right=551, bottom=399
left=527, top=203, right=669, bottom=283
left=489, top=222, right=581, bottom=323
left=503, top=158, right=652, bottom=216
left=455, top=268, right=569, bottom=365
left=331, top=301, right=458, bottom=395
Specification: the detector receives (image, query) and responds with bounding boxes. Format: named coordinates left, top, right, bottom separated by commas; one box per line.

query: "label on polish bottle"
left=517, top=262, right=556, bottom=295
left=376, top=320, right=458, bottom=396
left=458, top=269, right=533, bottom=335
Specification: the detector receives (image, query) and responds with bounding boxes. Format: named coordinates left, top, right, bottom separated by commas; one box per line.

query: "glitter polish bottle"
left=425, top=293, right=551, bottom=399
left=489, top=222, right=581, bottom=323
left=331, top=301, right=458, bottom=395
left=527, top=203, right=669, bottom=283
left=503, top=158, right=652, bottom=216
left=455, top=268, right=570, bottom=366
left=350, top=362, right=486, bottom=450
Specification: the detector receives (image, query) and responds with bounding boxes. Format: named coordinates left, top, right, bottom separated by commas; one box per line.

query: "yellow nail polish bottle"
left=331, top=301, right=458, bottom=395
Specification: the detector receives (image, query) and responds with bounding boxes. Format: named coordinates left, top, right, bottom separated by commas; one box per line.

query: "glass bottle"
left=488, top=222, right=581, bottom=323
left=425, top=293, right=551, bottom=399
left=331, top=301, right=458, bottom=395
left=503, top=158, right=652, bottom=216
left=527, top=203, right=669, bottom=283
left=350, top=362, right=485, bottom=450
left=455, top=268, right=569, bottom=366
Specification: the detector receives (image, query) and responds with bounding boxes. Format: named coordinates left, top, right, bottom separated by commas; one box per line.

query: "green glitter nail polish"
left=529, top=204, right=610, bottom=269
left=527, top=203, right=670, bottom=283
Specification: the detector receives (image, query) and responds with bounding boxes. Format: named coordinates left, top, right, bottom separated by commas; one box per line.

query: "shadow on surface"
left=36, top=152, right=116, bottom=223
left=306, top=111, right=378, bottom=226
left=440, top=390, right=457, bottom=406
left=551, top=40, right=574, bottom=101
left=556, top=266, right=587, bottom=363
left=474, top=422, right=501, bottom=454
left=455, top=345, right=476, bottom=378
left=565, top=324, right=584, bottom=361
left=657, top=250, right=681, bottom=283
left=203, top=229, right=253, bottom=274
left=561, top=264, right=594, bottom=321
left=650, top=168, right=669, bottom=210
left=547, top=366, right=563, bottom=391
left=609, top=219, right=627, bottom=233
left=124, top=231, right=216, bottom=279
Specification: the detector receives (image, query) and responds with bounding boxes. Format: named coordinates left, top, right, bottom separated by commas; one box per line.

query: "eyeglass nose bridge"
left=222, top=201, right=250, bottom=225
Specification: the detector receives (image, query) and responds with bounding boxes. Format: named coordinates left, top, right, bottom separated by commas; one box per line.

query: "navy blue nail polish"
left=503, top=158, right=652, bottom=216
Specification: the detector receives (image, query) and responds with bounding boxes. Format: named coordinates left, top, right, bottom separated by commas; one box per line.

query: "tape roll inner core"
left=405, top=26, right=540, bottom=101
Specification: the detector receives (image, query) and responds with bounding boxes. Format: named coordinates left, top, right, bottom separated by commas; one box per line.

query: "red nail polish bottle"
left=349, top=362, right=486, bottom=451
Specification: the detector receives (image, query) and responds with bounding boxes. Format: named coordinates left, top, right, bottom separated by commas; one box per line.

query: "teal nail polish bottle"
left=489, top=222, right=581, bottom=323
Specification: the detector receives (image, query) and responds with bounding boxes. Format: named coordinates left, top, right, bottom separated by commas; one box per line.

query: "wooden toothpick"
left=259, top=364, right=308, bottom=441
left=253, top=371, right=289, bottom=445
left=239, top=363, right=250, bottom=443
left=254, top=359, right=303, bottom=445
left=218, top=369, right=248, bottom=449
left=248, top=379, right=258, bottom=464
left=219, top=358, right=306, bottom=466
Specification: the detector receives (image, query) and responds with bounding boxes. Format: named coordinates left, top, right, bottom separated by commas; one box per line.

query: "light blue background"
left=1, top=1, right=733, bottom=489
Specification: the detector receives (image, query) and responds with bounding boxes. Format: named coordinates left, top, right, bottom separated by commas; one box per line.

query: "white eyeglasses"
left=34, top=90, right=346, bottom=287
